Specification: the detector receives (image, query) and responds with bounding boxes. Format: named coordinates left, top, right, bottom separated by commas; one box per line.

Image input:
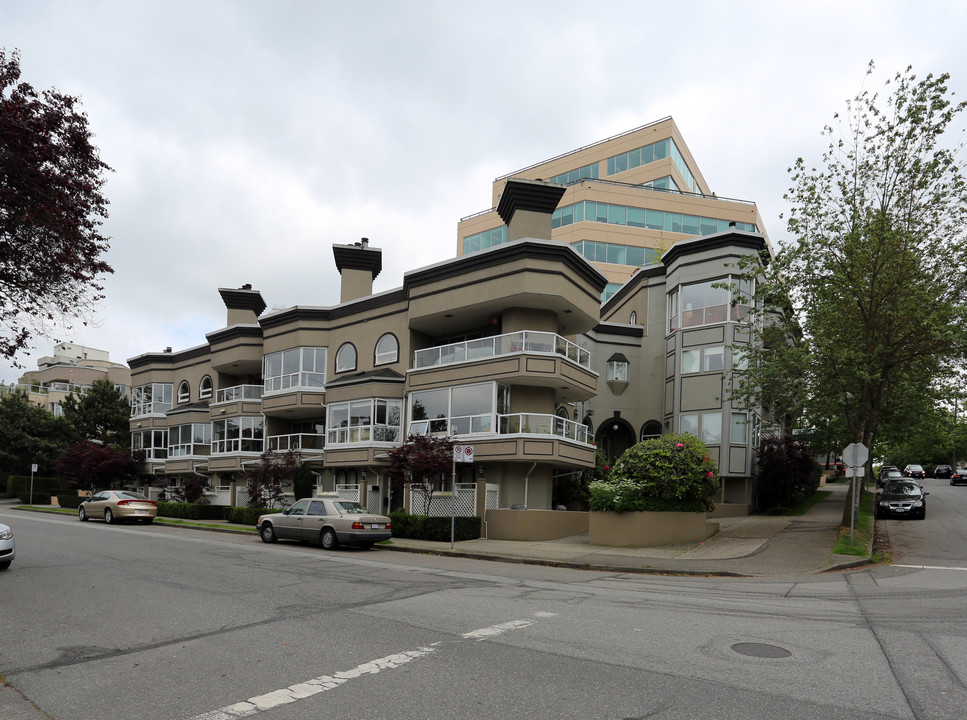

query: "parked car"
left=951, top=468, right=967, bottom=486
left=877, top=468, right=903, bottom=488
left=934, top=464, right=953, bottom=479
left=876, top=480, right=928, bottom=519
left=79, top=490, right=157, bottom=524
left=0, top=522, right=14, bottom=570
left=902, top=464, right=926, bottom=479
left=257, top=498, right=391, bottom=550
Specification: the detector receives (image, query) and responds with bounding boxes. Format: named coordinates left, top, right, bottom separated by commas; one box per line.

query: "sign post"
left=843, top=443, right=869, bottom=543
left=30, top=463, right=37, bottom=506
left=451, top=445, right=474, bottom=549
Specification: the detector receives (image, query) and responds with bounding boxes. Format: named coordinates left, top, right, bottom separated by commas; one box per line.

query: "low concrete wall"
left=589, top=511, right=719, bottom=547
left=708, top=503, right=750, bottom=518
left=486, top=509, right=589, bottom=541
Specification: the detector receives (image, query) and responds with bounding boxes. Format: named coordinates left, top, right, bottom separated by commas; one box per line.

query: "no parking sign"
left=453, top=444, right=474, bottom=463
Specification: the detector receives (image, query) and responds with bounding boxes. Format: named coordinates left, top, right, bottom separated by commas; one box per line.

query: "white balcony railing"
left=409, top=412, right=591, bottom=445
left=413, top=331, right=591, bottom=370
left=215, top=385, right=263, bottom=403
left=267, top=433, right=325, bottom=453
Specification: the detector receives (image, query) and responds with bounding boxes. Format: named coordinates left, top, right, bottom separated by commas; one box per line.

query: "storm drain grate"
left=731, top=642, right=792, bottom=658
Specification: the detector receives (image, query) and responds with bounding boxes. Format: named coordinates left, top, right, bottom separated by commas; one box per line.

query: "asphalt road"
left=1, top=496, right=966, bottom=720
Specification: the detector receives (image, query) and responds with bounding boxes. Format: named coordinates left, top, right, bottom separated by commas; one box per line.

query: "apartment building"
left=457, top=117, right=767, bottom=301
left=3, top=342, right=131, bottom=415
left=128, top=180, right=606, bottom=517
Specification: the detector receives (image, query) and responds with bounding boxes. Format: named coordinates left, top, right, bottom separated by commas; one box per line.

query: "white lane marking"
left=184, top=646, right=437, bottom=720
left=183, top=618, right=542, bottom=719
left=893, top=564, right=967, bottom=571
left=462, top=619, right=532, bottom=639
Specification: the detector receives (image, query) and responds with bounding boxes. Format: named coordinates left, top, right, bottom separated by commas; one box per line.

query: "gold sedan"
left=79, top=490, right=158, bottom=524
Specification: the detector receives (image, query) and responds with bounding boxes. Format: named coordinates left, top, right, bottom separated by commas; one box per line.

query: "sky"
left=2, top=0, right=966, bottom=385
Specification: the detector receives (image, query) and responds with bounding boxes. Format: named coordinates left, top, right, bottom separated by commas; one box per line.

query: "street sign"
left=842, top=442, right=869, bottom=468
left=453, top=445, right=474, bottom=463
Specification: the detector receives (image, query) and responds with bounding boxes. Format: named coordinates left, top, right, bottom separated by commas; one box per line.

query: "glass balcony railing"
left=267, top=433, right=325, bottom=453
left=498, top=413, right=591, bottom=444
left=413, top=331, right=591, bottom=370
left=326, top=424, right=402, bottom=446
left=409, top=412, right=591, bottom=445
left=215, top=385, right=263, bottom=403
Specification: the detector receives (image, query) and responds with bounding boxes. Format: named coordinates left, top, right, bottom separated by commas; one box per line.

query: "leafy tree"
left=244, top=449, right=297, bottom=508
left=0, top=49, right=113, bottom=364
left=292, top=462, right=315, bottom=501
left=386, top=433, right=454, bottom=514
left=54, top=440, right=139, bottom=490
left=734, top=64, right=967, bottom=458
left=60, top=379, right=130, bottom=447
left=589, top=433, right=719, bottom=512
left=0, top=389, right=74, bottom=479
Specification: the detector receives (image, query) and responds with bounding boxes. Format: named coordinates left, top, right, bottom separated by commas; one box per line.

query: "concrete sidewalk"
left=381, top=480, right=866, bottom=577
left=4, top=480, right=865, bottom=578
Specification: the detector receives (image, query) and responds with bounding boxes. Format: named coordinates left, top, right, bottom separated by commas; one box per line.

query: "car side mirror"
left=283, top=508, right=291, bottom=515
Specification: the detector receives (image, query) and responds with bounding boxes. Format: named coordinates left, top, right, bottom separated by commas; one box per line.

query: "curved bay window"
left=264, top=347, right=326, bottom=392
left=409, top=383, right=505, bottom=437
left=668, top=277, right=753, bottom=331
left=326, top=398, right=401, bottom=445
left=212, top=417, right=264, bottom=454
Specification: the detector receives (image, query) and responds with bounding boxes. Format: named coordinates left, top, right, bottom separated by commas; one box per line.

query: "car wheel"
left=259, top=523, right=277, bottom=543
left=78, top=506, right=88, bottom=522
left=359, top=542, right=374, bottom=550
left=321, top=528, right=339, bottom=550
left=104, top=508, right=114, bottom=524
left=0, top=560, right=10, bottom=570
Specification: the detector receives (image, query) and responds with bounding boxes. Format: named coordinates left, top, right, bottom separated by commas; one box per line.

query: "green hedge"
left=57, top=495, right=85, bottom=509
left=18, top=491, right=52, bottom=505
left=389, top=511, right=481, bottom=541
left=7, top=475, right=61, bottom=499
left=228, top=506, right=273, bottom=525
left=157, top=502, right=231, bottom=521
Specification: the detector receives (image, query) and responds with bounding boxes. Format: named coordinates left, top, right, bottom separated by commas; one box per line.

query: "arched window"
left=199, top=375, right=213, bottom=400
left=629, top=310, right=637, bottom=325
left=374, top=333, right=399, bottom=365
left=640, top=420, right=662, bottom=441
left=336, top=343, right=357, bottom=372
left=177, top=380, right=190, bottom=404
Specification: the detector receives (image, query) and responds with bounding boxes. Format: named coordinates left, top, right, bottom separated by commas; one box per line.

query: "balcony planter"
left=589, top=509, right=718, bottom=547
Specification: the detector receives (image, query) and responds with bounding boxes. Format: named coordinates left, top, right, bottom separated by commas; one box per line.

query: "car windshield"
left=334, top=501, right=366, bottom=514
left=907, top=465, right=923, bottom=471
left=884, top=482, right=922, bottom=495
left=117, top=491, right=150, bottom=500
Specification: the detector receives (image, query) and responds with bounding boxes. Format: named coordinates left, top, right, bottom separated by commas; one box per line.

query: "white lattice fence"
left=336, top=484, right=361, bottom=503
left=408, top=484, right=477, bottom=517
left=485, top=483, right=500, bottom=510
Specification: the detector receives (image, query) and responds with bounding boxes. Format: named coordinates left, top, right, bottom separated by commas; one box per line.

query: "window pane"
left=680, top=414, right=698, bottom=436
left=682, top=349, right=700, bottom=374
left=702, top=412, right=722, bottom=444
left=704, top=346, right=725, bottom=372
left=626, top=246, right=644, bottom=266
left=731, top=412, right=749, bottom=444
left=646, top=210, right=663, bottom=230
left=607, top=244, right=626, bottom=264
left=627, top=207, right=645, bottom=228
left=452, top=383, right=493, bottom=416
left=411, top=388, right=448, bottom=421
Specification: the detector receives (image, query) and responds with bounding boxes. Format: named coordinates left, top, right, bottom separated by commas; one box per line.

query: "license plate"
left=371, top=524, right=380, bottom=529
left=136, top=510, right=146, bottom=515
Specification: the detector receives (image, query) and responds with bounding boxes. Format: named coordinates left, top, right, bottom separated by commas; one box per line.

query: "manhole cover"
left=731, top=642, right=792, bottom=658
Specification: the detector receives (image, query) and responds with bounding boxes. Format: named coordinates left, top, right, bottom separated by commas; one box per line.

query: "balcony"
left=267, top=433, right=325, bottom=454
left=413, top=331, right=590, bottom=370
left=215, top=385, right=263, bottom=403
left=326, top=424, right=402, bottom=446
left=411, top=412, right=591, bottom=446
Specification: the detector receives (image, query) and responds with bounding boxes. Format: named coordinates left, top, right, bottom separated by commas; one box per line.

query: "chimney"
left=217, top=284, right=267, bottom=326
left=496, top=178, right=567, bottom=242
left=332, top=237, right=382, bottom=303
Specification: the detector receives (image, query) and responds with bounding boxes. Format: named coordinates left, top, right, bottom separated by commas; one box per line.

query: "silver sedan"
left=257, top=498, right=391, bottom=550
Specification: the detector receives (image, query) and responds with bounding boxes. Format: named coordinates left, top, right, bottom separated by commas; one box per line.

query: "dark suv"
left=903, top=464, right=926, bottom=480
left=934, top=464, right=953, bottom=480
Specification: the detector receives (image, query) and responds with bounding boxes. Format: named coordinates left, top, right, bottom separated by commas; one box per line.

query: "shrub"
left=229, top=506, right=272, bottom=525
left=7, top=475, right=60, bottom=499
left=57, top=494, right=85, bottom=509
left=589, top=433, right=719, bottom=513
left=157, top=502, right=229, bottom=521
left=756, top=435, right=822, bottom=511
left=388, top=511, right=481, bottom=541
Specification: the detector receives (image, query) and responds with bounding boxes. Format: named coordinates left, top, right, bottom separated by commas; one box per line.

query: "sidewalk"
left=4, top=480, right=865, bottom=578
left=382, top=480, right=865, bottom=577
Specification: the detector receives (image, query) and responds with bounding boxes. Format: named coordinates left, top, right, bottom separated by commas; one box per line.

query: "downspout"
left=523, top=462, right=537, bottom=510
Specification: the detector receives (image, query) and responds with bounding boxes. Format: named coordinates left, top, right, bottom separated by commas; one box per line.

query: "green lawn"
left=832, top=489, right=874, bottom=556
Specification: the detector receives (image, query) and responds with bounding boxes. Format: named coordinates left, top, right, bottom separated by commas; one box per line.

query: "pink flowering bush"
left=588, top=433, right=719, bottom=513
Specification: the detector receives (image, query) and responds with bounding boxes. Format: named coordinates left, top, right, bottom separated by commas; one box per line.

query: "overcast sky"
left=2, top=1, right=966, bottom=385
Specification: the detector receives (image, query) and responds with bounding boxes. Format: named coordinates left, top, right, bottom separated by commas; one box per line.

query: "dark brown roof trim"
left=206, top=324, right=264, bottom=344
left=496, top=178, right=567, bottom=226
left=332, top=242, right=383, bottom=278
left=660, top=230, right=767, bottom=268
left=218, top=287, right=267, bottom=316
left=590, top=322, right=644, bottom=338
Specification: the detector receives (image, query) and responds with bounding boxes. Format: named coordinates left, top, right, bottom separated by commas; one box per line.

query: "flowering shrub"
left=589, top=433, right=719, bottom=513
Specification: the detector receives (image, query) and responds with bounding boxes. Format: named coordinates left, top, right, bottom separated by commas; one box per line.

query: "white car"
left=257, top=498, right=391, bottom=550
left=0, top=522, right=15, bottom=570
